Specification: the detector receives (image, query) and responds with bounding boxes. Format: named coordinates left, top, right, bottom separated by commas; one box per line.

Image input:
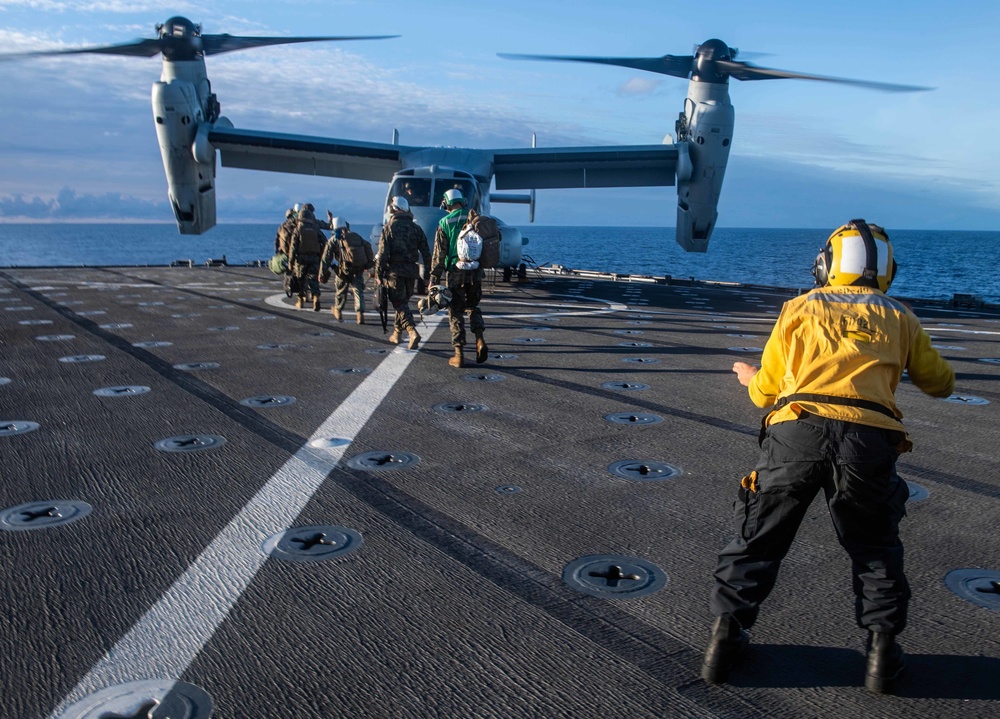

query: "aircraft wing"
left=207, top=126, right=409, bottom=183
left=491, top=144, right=678, bottom=190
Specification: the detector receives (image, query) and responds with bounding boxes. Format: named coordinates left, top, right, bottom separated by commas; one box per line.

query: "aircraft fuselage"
left=377, top=164, right=525, bottom=270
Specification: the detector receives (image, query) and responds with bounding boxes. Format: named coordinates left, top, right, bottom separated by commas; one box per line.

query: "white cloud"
left=616, top=77, right=663, bottom=97
left=0, top=1, right=195, bottom=12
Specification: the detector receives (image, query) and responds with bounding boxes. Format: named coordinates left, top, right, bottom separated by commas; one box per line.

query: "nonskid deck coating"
left=1, top=266, right=998, bottom=719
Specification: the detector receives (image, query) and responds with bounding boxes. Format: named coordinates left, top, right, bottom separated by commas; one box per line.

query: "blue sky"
left=0, top=0, right=998, bottom=231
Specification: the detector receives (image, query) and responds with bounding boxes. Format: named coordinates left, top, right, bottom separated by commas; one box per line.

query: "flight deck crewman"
left=702, top=219, right=954, bottom=695
left=287, top=204, right=326, bottom=311
left=429, top=188, right=488, bottom=367
left=376, top=196, right=431, bottom=348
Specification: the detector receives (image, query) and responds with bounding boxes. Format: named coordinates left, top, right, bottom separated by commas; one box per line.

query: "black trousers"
left=711, top=414, right=910, bottom=634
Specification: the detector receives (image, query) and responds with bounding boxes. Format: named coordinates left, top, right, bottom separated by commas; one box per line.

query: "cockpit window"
left=432, top=179, right=476, bottom=210
left=390, top=178, right=431, bottom=208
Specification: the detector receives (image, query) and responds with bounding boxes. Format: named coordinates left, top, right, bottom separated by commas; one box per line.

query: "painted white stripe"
left=50, top=319, right=441, bottom=717
left=924, top=327, right=1000, bottom=336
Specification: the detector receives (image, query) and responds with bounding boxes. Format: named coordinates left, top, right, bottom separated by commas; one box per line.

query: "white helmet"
left=443, top=188, right=465, bottom=206
left=330, top=216, right=348, bottom=230
left=391, top=196, right=410, bottom=212
left=430, top=285, right=452, bottom=308
left=293, top=203, right=301, bottom=213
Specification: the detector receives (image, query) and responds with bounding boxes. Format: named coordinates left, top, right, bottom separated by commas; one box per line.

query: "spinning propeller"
left=1, top=16, right=398, bottom=62
left=499, top=38, right=931, bottom=93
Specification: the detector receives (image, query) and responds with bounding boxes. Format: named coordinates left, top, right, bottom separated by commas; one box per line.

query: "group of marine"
left=273, top=189, right=486, bottom=368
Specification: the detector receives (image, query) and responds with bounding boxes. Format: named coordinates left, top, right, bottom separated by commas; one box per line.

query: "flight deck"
left=1, top=266, right=998, bottom=718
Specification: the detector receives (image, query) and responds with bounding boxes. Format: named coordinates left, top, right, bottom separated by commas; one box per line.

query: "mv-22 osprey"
left=6, top=17, right=928, bottom=270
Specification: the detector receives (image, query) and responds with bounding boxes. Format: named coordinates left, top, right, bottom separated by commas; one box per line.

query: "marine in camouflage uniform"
left=377, top=197, right=431, bottom=349
left=287, top=205, right=326, bottom=310
left=275, top=208, right=297, bottom=297
left=429, top=189, right=487, bottom=367
left=321, top=218, right=372, bottom=324
left=274, top=209, right=296, bottom=255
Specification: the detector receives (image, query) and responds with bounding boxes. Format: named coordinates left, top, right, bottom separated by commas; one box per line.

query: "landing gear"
left=517, top=262, right=527, bottom=280
left=502, top=266, right=513, bottom=282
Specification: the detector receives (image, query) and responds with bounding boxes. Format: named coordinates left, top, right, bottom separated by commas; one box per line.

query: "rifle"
left=375, top=262, right=389, bottom=334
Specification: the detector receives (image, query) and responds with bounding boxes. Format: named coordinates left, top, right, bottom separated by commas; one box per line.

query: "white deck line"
left=50, top=319, right=442, bottom=717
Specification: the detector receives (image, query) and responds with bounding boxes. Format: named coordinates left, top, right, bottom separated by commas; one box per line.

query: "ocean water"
left=0, top=223, right=997, bottom=304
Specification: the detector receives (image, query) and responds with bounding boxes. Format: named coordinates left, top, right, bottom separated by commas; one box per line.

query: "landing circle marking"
left=347, top=451, right=420, bottom=470
left=52, top=679, right=213, bottom=719
left=94, top=386, right=151, bottom=397
left=262, top=525, right=363, bottom=563
left=1, top=500, right=92, bottom=531
left=941, top=394, right=989, bottom=405
left=943, top=569, right=1000, bottom=611
left=563, top=555, right=667, bottom=599
left=154, top=434, right=227, bottom=453
left=608, top=460, right=681, bottom=481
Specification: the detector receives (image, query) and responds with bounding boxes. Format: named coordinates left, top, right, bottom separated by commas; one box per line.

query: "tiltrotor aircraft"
left=5, top=17, right=929, bottom=265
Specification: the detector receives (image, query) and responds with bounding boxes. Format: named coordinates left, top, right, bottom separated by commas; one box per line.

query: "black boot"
left=701, top=615, right=749, bottom=684
left=865, top=631, right=905, bottom=694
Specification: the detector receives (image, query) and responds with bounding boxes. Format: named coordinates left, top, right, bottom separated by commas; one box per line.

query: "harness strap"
left=774, top=392, right=897, bottom=419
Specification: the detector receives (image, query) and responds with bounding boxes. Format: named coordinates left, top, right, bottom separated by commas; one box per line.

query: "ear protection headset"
left=812, top=219, right=898, bottom=291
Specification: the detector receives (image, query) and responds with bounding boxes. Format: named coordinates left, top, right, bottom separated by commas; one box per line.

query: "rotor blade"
left=498, top=52, right=694, bottom=79
left=0, top=38, right=164, bottom=61
left=201, top=34, right=399, bottom=56
left=716, top=60, right=933, bottom=92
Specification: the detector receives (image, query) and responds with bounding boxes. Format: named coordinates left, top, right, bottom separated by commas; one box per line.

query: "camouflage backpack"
left=294, top=220, right=324, bottom=256
left=460, top=210, right=501, bottom=270
left=340, top=231, right=375, bottom=275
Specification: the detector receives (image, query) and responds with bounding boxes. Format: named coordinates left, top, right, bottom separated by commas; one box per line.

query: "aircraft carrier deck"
left=2, top=265, right=998, bottom=719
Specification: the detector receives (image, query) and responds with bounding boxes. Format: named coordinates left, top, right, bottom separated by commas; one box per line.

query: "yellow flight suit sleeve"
left=747, top=312, right=787, bottom=408
left=905, top=321, right=955, bottom=397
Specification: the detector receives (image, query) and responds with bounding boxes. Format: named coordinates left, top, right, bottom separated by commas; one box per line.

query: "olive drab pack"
left=294, top=221, right=323, bottom=256
left=339, top=232, right=375, bottom=275
left=458, top=210, right=501, bottom=270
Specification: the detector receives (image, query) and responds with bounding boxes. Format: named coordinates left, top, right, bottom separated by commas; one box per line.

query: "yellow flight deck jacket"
left=749, top=286, right=955, bottom=435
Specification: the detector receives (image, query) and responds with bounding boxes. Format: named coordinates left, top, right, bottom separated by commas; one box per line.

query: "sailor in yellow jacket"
left=703, top=220, right=954, bottom=695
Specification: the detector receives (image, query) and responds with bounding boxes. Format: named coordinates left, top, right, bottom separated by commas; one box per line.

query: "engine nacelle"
left=675, top=82, right=734, bottom=252
left=152, top=77, right=216, bottom=234
left=497, top=221, right=524, bottom=269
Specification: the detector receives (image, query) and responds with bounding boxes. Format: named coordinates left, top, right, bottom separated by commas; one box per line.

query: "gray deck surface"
left=1, top=266, right=998, bottom=719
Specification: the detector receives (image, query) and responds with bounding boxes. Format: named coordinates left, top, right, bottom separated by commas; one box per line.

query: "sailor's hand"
left=733, top=362, right=758, bottom=387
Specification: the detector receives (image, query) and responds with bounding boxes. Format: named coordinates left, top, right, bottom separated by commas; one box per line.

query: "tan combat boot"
left=407, top=328, right=421, bottom=350
left=388, top=329, right=401, bottom=345
left=448, top=346, right=464, bottom=368
left=475, top=331, right=488, bottom=364
left=331, top=307, right=342, bottom=321
left=356, top=312, right=365, bottom=325
left=313, top=296, right=321, bottom=312
left=295, top=296, right=305, bottom=309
